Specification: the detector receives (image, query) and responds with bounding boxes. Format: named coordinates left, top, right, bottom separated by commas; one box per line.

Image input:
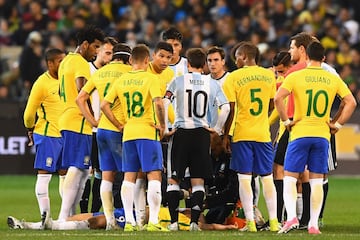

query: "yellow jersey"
left=23, top=71, right=63, bottom=137
left=104, top=70, right=162, bottom=141
left=82, top=62, right=131, bottom=132
left=281, top=66, right=352, bottom=141
left=58, top=52, right=92, bottom=134
left=223, top=66, right=276, bottom=142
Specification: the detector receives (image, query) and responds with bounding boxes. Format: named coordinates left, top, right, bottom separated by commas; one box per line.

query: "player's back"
left=224, top=65, right=276, bottom=142
left=170, top=72, right=223, bottom=129
left=284, top=66, right=350, bottom=141
left=113, top=70, right=161, bottom=141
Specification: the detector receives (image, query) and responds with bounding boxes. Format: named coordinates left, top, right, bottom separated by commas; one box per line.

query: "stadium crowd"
left=1, top=0, right=360, bottom=103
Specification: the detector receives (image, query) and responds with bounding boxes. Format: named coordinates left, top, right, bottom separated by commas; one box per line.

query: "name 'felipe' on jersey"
left=167, top=72, right=228, bottom=129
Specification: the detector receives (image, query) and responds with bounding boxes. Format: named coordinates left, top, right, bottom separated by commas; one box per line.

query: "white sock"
left=283, top=176, right=298, bottom=221
left=23, top=221, right=42, bottom=229
left=134, top=178, right=146, bottom=226
left=309, top=178, right=324, bottom=229
left=58, top=167, right=83, bottom=221
left=296, top=193, right=303, bottom=219
left=261, top=174, right=277, bottom=220
left=35, top=174, right=52, bottom=216
left=121, top=180, right=136, bottom=225
left=52, top=220, right=90, bottom=230
left=58, top=175, right=65, bottom=198
left=238, top=174, right=254, bottom=221
left=100, top=180, right=114, bottom=224
left=147, top=180, right=162, bottom=224
left=71, top=169, right=90, bottom=215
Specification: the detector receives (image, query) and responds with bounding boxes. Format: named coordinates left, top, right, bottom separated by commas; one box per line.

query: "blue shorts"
left=230, top=141, right=274, bottom=175
left=61, top=130, right=92, bottom=169
left=97, top=128, right=123, bottom=172
left=122, top=139, right=163, bottom=172
left=33, top=133, right=63, bottom=172
left=284, top=137, right=329, bottom=174
left=92, top=208, right=128, bottom=228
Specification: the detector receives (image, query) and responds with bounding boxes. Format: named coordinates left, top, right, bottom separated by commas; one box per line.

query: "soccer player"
left=133, top=41, right=174, bottom=228
left=162, top=27, right=188, bottom=77
left=100, top=44, right=168, bottom=232
left=222, top=42, right=279, bottom=232
left=164, top=48, right=230, bottom=231
left=76, top=43, right=132, bottom=230
left=57, top=26, right=105, bottom=221
left=80, top=36, right=118, bottom=214
left=7, top=207, right=238, bottom=231
left=275, top=41, right=356, bottom=234
left=268, top=51, right=293, bottom=223
left=23, top=48, right=66, bottom=228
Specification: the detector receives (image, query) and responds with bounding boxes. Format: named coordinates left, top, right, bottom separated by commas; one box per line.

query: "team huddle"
left=9, top=26, right=356, bottom=235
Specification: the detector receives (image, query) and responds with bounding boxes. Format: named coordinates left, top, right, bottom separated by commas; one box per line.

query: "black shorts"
left=168, top=128, right=212, bottom=180
left=91, top=132, right=100, bottom=171
left=273, top=130, right=289, bottom=166
left=328, top=134, right=337, bottom=171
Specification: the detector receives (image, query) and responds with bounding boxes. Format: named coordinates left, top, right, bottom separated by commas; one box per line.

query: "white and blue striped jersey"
left=169, top=57, right=188, bottom=77
left=208, top=72, right=229, bottom=127
left=167, top=72, right=228, bottom=129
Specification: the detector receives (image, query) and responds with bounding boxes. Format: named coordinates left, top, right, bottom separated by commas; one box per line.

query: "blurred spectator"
left=148, top=0, right=176, bottom=24
left=0, top=83, right=10, bottom=102
left=22, top=0, right=49, bottom=32
left=339, top=64, right=357, bottom=96
left=18, top=31, right=44, bottom=101
left=336, top=40, right=352, bottom=66
left=320, top=23, right=340, bottom=50
left=87, top=1, right=110, bottom=29
left=57, top=5, right=76, bottom=33
left=137, top=18, right=157, bottom=49
left=46, top=0, right=62, bottom=21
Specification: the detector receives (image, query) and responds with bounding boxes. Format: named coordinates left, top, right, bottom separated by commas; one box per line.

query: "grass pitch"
left=0, top=175, right=359, bottom=240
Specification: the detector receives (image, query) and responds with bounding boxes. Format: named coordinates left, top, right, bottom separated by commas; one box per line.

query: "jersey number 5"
left=250, top=88, right=263, bottom=116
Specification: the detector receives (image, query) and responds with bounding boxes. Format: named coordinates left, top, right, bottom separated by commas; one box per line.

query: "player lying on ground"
left=7, top=207, right=238, bottom=231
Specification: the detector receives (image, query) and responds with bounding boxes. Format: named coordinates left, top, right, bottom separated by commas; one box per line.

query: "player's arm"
left=100, top=99, right=123, bottom=132
left=274, top=87, right=293, bottom=131
left=214, top=103, right=230, bottom=135
left=75, top=76, right=93, bottom=116
left=327, top=93, right=357, bottom=134
left=154, top=96, right=166, bottom=139
left=222, top=101, right=235, bottom=153
left=76, top=89, right=98, bottom=128
left=23, top=80, right=42, bottom=146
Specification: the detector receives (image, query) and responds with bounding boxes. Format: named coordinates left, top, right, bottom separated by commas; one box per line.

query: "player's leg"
left=307, top=138, right=329, bottom=234
left=231, top=141, right=256, bottom=232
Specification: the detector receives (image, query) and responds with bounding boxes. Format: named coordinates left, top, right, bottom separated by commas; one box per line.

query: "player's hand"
left=327, top=121, right=340, bottom=134
left=210, top=131, right=223, bottom=158
left=153, top=124, right=166, bottom=139
left=162, top=128, right=176, bottom=141
left=27, top=129, right=34, bottom=147
left=284, top=119, right=298, bottom=132
left=223, top=135, right=231, bottom=154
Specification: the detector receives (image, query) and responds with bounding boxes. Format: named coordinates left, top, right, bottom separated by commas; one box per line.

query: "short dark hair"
left=206, top=46, right=225, bottom=60
left=186, top=48, right=206, bottom=69
left=154, top=41, right=173, bottom=54
left=307, top=41, right=325, bottom=62
left=162, top=27, right=183, bottom=42
left=272, top=51, right=291, bottom=67
left=112, top=43, right=131, bottom=64
left=76, top=25, right=105, bottom=45
left=231, top=41, right=260, bottom=64
left=103, top=36, right=118, bottom=46
left=131, top=44, right=150, bottom=62
left=290, top=32, right=313, bottom=49
left=45, top=48, right=64, bottom=62
left=237, top=42, right=259, bottom=61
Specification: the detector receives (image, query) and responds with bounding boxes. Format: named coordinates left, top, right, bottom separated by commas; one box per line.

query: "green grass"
left=0, top=175, right=359, bottom=239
